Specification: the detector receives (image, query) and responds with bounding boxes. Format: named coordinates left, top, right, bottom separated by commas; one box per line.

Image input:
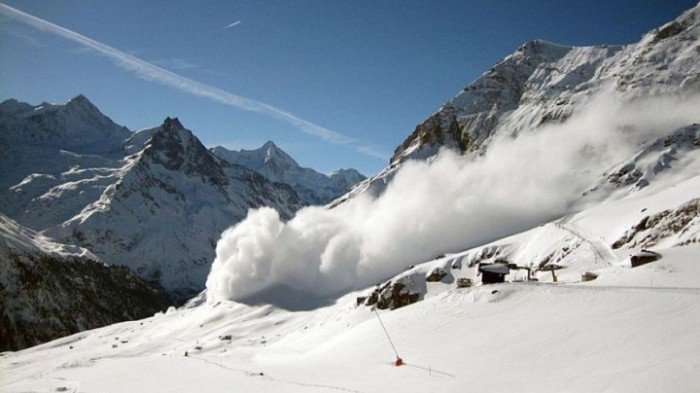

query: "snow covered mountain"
left=0, top=96, right=304, bottom=299
left=339, top=4, right=700, bottom=204
left=0, top=94, right=130, bottom=157
left=211, top=142, right=366, bottom=205
left=0, top=213, right=168, bottom=351
left=2, top=5, right=700, bottom=392
left=48, top=118, right=304, bottom=299
left=0, top=95, right=130, bottom=230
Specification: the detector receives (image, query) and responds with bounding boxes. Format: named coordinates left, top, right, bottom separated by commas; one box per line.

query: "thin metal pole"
left=373, top=307, right=400, bottom=359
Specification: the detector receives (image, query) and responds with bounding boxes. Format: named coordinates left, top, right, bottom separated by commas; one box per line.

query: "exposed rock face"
left=376, top=282, right=421, bottom=310
left=456, top=278, right=473, bottom=288
left=211, top=142, right=366, bottom=205
left=360, top=280, right=422, bottom=310
left=0, top=214, right=168, bottom=351
left=590, top=124, right=700, bottom=194
left=613, top=198, right=700, bottom=249
left=426, top=267, right=448, bottom=282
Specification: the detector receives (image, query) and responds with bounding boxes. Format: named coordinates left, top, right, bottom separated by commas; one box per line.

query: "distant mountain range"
left=211, top=142, right=365, bottom=205
left=0, top=95, right=365, bottom=301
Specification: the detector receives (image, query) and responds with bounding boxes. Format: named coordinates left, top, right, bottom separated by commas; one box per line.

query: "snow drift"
left=206, top=92, right=700, bottom=305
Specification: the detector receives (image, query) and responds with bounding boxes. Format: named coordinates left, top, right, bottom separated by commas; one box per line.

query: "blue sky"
left=0, top=1, right=695, bottom=175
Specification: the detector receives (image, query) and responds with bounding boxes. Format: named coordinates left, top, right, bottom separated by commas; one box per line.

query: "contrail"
left=224, top=20, right=241, bottom=29
left=0, top=3, right=388, bottom=160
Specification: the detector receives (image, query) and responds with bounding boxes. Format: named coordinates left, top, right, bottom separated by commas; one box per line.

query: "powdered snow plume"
left=206, top=92, right=700, bottom=305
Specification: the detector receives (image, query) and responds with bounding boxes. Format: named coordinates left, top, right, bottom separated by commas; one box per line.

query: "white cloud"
left=0, top=3, right=386, bottom=160
left=224, top=20, right=242, bottom=29
left=206, top=92, right=700, bottom=306
left=151, top=58, right=198, bottom=71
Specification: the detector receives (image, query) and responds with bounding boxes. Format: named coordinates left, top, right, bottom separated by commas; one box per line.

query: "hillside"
left=0, top=214, right=169, bottom=351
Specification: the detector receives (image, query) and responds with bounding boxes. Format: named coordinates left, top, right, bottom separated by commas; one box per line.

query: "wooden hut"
left=477, top=263, right=510, bottom=284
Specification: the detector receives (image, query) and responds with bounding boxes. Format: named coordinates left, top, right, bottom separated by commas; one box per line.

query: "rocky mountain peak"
left=330, top=168, right=365, bottom=182
left=262, top=141, right=297, bottom=166
left=388, top=3, right=699, bottom=167
left=262, top=140, right=278, bottom=149
left=62, top=94, right=103, bottom=118
left=0, top=95, right=130, bottom=153
left=329, top=168, right=366, bottom=192
left=66, top=93, right=91, bottom=106
left=162, top=116, right=185, bottom=131
left=137, top=118, right=228, bottom=186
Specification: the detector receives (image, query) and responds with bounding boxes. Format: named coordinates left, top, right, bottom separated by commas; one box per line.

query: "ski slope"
left=1, top=259, right=699, bottom=393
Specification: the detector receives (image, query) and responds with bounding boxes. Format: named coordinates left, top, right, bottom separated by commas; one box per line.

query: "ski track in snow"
left=553, top=221, right=622, bottom=266
left=187, top=354, right=366, bottom=393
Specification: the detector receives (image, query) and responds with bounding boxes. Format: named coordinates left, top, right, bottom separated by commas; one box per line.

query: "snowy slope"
left=2, top=250, right=698, bottom=392
left=4, top=110, right=700, bottom=390
left=354, top=174, right=700, bottom=312
left=0, top=213, right=168, bottom=351
left=212, top=142, right=366, bottom=205
left=586, top=123, right=700, bottom=199
left=5, top=156, right=699, bottom=390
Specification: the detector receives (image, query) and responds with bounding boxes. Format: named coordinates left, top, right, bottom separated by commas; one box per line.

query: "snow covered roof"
left=636, top=250, right=661, bottom=258
left=478, top=263, right=510, bottom=275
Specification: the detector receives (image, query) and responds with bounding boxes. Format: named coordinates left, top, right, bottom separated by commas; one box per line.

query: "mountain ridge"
left=0, top=95, right=365, bottom=298
left=211, top=142, right=366, bottom=205
left=333, top=5, right=699, bottom=207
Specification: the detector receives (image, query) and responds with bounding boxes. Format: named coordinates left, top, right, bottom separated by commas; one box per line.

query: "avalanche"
left=3, top=129, right=700, bottom=393
left=2, top=4, right=700, bottom=393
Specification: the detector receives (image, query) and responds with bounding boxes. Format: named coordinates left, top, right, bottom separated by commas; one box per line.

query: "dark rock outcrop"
left=425, top=267, right=448, bottom=282
left=360, top=281, right=421, bottom=310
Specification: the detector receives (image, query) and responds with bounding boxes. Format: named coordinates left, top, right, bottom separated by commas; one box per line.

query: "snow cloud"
left=206, top=91, right=700, bottom=306
left=0, top=3, right=386, bottom=160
